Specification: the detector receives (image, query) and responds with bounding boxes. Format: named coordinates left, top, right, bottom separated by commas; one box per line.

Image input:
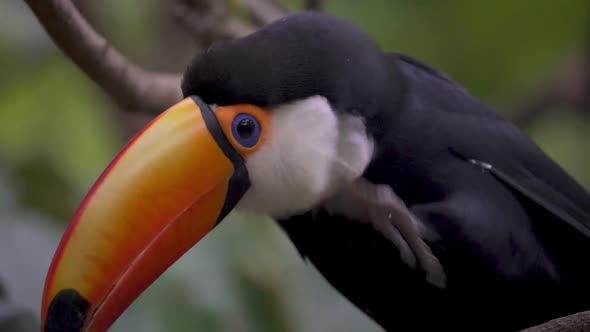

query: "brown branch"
left=504, top=50, right=590, bottom=128
left=520, top=310, right=590, bottom=332
left=244, top=0, right=288, bottom=26
left=304, top=0, right=324, bottom=11
left=173, top=0, right=257, bottom=45
left=509, top=52, right=587, bottom=127
left=24, top=0, right=183, bottom=115
left=508, top=4, right=590, bottom=127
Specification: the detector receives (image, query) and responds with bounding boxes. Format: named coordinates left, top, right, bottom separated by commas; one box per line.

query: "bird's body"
left=279, top=53, right=590, bottom=332
left=41, top=11, right=590, bottom=332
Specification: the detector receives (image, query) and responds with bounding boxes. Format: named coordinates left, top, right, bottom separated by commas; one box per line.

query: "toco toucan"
left=41, top=12, right=590, bottom=332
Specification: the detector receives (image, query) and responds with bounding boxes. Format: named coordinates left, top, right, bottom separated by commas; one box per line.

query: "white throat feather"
left=235, top=95, right=374, bottom=218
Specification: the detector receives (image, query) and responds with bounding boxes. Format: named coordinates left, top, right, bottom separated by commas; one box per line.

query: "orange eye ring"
left=215, top=104, right=269, bottom=157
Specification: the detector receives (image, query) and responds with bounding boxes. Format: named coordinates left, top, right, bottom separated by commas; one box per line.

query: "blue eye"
left=231, top=113, right=261, bottom=147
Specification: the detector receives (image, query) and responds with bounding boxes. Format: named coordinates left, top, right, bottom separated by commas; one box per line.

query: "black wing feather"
left=451, top=147, right=590, bottom=238
left=393, top=53, right=590, bottom=238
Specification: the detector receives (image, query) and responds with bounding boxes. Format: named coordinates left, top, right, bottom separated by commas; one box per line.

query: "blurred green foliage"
left=0, top=57, right=122, bottom=220
left=0, top=1, right=588, bottom=331
left=323, top=0, right=587, bottom=99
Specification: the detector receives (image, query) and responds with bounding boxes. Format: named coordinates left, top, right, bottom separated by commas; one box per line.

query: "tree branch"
left=508, top=4, right=590, bottom=127
left=304, top=0, right=324, bottom=11
left=173, top=0, right=257, bottom=45
left=520, top=310, right=590, bottom=332
left=24, top=0, right=183, bottom=114
left=244, top=0, right=288, bottom=26
left=509, top=52, right=587, bottom=127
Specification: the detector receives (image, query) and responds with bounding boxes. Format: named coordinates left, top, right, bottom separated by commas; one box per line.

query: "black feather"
left=180, top=11, right=590, bottom=332
left=280, top=54, right=590, bottom=332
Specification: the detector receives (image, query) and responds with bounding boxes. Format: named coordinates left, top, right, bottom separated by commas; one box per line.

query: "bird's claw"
left=369, top=183, right=446, bottom=289
left=322, top=178, right=447, bottom=288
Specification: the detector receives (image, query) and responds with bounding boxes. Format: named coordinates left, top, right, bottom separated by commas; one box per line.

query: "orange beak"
left=41, top=96, right=250, bottom=332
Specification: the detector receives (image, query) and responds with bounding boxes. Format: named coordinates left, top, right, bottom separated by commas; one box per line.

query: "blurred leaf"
left=82, top=0, right=159, bottom=63
left=323, top=0, right=587, bottom=103
left=0, top=55, right=123, bottom=219
left=233, top=264, right=296, bottom=332
left=15, top=158, right=73, bottom=221
left=0, top=165, right=57, bottom=331
left=526, top=109, right=590, bottom=189
left=155, top=280, right=222, bottom=332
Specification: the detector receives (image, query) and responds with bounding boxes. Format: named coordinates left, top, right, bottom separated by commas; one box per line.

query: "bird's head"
left=42, top=12, right=388, bottom=331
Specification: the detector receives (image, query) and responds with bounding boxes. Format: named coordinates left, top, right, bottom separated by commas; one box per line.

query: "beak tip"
left=44, top=289, right=90, bottom=332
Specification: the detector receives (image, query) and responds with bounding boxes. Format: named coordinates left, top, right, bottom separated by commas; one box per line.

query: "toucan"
left=41, top=11, right=590, bottom=332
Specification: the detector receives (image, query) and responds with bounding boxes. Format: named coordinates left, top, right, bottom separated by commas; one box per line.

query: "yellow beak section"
left=42, top=97, right=248, bottom=332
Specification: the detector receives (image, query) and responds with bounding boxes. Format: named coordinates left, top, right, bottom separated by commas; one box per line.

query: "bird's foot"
left=322, top=178, right=447, bottom=288
left=364, top=181, right=446, bottom=289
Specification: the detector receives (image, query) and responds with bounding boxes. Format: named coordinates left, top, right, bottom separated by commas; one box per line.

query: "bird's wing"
left=450, top=147, right=590, bottom=237
left=394, top=53, right=590, bottom=239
